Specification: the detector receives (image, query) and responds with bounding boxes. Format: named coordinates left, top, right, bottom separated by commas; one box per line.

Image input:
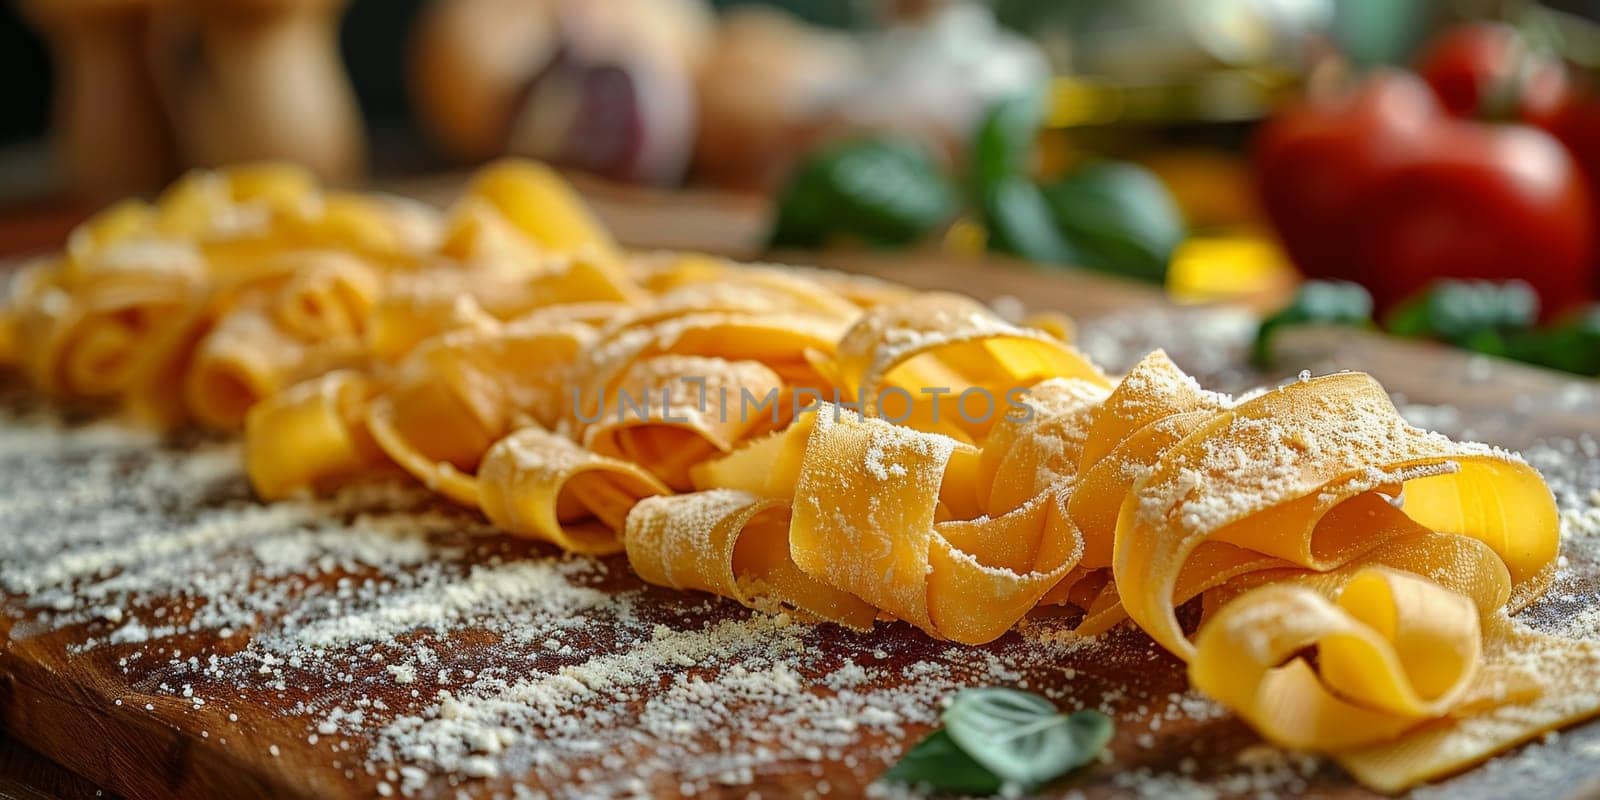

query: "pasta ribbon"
left=625, top=489, right=877, bottom=629
left=185, top=305, right=361, bottom=430
left=628, top=255, right=864, bottom=322
left=1078, top=349, right=1229, bottom=468
left=11, top=159, right=1598, bottom=794
left=688, top=407, right=819, bottom=498
left=0, top=162, right=437, bottom=429
left=456, top=160, right=618, bottom=258
left=1335, top=622, right=1600, bottom=792
left=1113, top=371, right=1558, bottom=662
left=1052, top=352, right=1232, bottom=627
left=582, top=355, right=785, bottom=491
left=477, top=428, right=668, bottom=555
left=1192, top=567, right=1483, bottom=752
left=821, top=294, right=1108, bottom=441
left=366, top=318, right=595, bottom=506
left=976, top=377, right=1108, bottom=516
left=577, top=311, right=845, bottom=413
left=1192, top=562, right=1600, bottom=792
left=265, top=251, right=382, bottom=342
left=13, top=243, right=206, bottom=399
left=789, top=407, right=1084, bottom=644
left=245, top=370, right=388, bottom=500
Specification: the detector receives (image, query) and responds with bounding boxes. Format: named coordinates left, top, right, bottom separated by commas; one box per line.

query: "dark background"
left=0, top=0, right=432, bottom=153
left=4, top=0, right=1598, bottom=152
left=0, top=0, right=879, bottom=153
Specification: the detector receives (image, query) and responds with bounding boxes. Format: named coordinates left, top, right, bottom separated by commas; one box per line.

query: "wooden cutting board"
left=3, top=181, right=1600, bottom=800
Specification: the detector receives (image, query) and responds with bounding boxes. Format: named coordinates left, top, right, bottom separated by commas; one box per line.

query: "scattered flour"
left=4, top=334, right=1600, bottom=799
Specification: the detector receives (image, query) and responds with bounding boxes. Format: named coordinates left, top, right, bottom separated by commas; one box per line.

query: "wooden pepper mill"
left=21, top=0, right=365, bottom=198
left=148, top=0, right=366, bottom=184
left=18, top=0, right=178, bottom=199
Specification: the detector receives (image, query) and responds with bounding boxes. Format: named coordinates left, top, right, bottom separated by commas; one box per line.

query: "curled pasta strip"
left=688, top=406, right=819, bottom=498
left=245, top=370, right=388, bottom=500
left=575, top=310, right=846, bottom=418
left=976, top=377, right=1108, bottom=516
left=157, top=165, right=430, bottom=271
left=63, top=199, right=157, bottom=266
left=1191, top=567, right=1482, bottom=751
left=266, top=251, right=382, bottom=342
left=629, top=255, right=864, bottom=321
left=820, top=294, right=1108, bottom=441
left=582, top=355, right=785, bottom=491
left=365, top=319, right=595, bottom=506
left=364, top=270, right=499, bottom=362
left=625, top=489, right=877, bottom=629
left=1053, top=352, right=1232, bottom=625
left=152, top=163, right=320, bottom=243
left=1077, top=350, right=1230, bottom=469
left=477, top=427, right=668, bottom=554
left=789, top=407, right=1084, bottom=644
left=185, top=305, right=361, bottom=430
left=288, top=192, right=443, bottom=266
left=364, top=257, right=641, bottom=363
left=1333, top=621, right=1600, bottom=792
left=1114, top=372, right=1559, bottom=663
left=14, top=243, right=207, bottom=399
left=792, top=266, right=917, bottom=308
left=456, top=160, right=619, bottom=258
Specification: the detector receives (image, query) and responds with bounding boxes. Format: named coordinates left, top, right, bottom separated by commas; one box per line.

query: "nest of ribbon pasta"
left=3, top=159, right=1596, bottom=794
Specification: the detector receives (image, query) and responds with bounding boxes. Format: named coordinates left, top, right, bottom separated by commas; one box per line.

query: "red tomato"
left=1415, top=22, right=1568, bottom=120
left=1253, top=73, right=1439, bottom=284
left=1353, top=122, right=1595, bottom=312
left=1542, top=95, right=1600, bottom=291
left=1255, top=71, right=1596, bottom=313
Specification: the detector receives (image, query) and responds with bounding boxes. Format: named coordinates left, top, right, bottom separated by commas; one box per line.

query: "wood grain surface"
left=2, top=179, right=1599, bottom=800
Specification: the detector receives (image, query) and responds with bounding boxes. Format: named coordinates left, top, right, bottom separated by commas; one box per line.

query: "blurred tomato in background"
left=1255, top=69, right=1595, bottom=315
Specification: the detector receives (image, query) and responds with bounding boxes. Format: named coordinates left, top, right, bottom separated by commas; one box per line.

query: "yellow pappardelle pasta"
left=5, top=159, right=1596, bottom=794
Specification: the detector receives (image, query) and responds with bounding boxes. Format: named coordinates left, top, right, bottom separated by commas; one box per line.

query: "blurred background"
left=2, top=0, right=1600, bottom=374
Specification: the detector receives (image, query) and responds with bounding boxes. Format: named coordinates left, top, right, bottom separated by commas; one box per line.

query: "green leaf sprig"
left=881, top=687, right=1113, bottom=795
left=767, top=88, right=1187, bottom=285
left=1252, top=279, right=1375, bottom=367
left=1254, top=279, right=1600, bottom=376
left=769, top=138, right=958, bottom=250
left=1500, top=305, right=1600, bottom=375
left=969, top=91, right=1185, bottom=283
left=1385, top=279, right=1540, bottom=347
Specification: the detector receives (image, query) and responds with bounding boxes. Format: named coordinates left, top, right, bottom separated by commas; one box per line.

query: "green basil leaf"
left=1253, top=279, right=1374, bottom=367
left=1501, top=304, right=1600, bottom=376
left=980, top=176, right=1080, bottom=266
left=942, top=688, right=1113, bottom=790
left=1041, top=161, right=1186, bottom=284
left=970, top=88, right=1047, bottom=198
left=1385, top=279, right=1539, bottom=345
left=769, top=137, right=957, bottom=249
left=880, top=729, right=1004, bottom=795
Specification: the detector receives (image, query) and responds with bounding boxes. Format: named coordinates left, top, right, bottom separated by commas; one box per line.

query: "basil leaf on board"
left=879, top=729, right=1004, bottom=795
left=769, top=137, right=957, bottom=249
left=1041, top=161, right=1186, bottom=284
left=942, top=688, right=1114, bottom=791
left=1253, top=280, right=1375, bottom=367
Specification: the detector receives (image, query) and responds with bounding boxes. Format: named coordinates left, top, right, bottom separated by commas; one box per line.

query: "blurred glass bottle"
left=994, top=0, right=1332, bottom=77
